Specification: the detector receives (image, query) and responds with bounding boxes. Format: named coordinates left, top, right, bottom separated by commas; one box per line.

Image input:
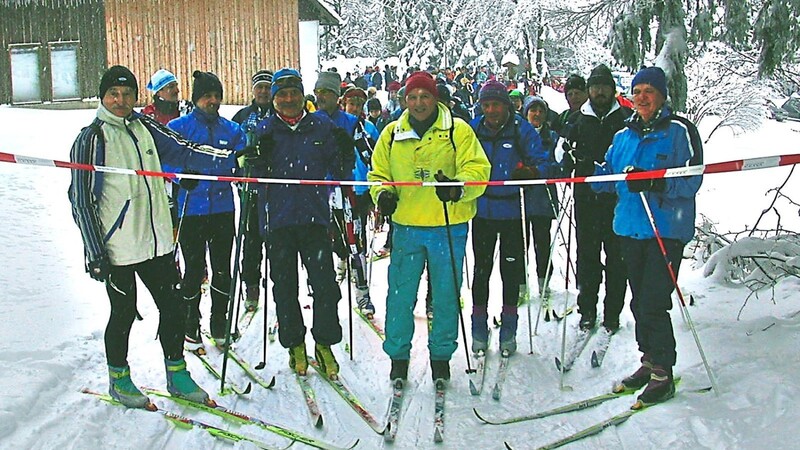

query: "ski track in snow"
left=3, top=89, right=800, bottom=449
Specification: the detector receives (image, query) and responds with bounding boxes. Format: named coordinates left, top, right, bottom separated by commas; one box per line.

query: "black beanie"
left=586, top=64, right=615, bottom=89
left=564, top=74, right=586, bottom=92
left=99, top=65, right=138, bottom=100
left=366, top=98, right=382, bottom=111
left=191, top=70, right=223, bottom=104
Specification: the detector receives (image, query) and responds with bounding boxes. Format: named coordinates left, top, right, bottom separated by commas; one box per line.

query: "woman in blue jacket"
left=523, top=96, right=561, bottom=299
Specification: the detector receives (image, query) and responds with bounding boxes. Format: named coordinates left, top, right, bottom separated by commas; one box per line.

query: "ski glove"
left=332, top=127, right=356, bottom=176
left=377, top=191, right=398, bottom=216
left=511, top=163, right=540, bottom=180
left=88, top=255, right=110, bottom=282
left=624, top=166, right=666, bottom=193
left=434, top=170, right=463, bottom=203
left=177, top=170, right=200, bottom=191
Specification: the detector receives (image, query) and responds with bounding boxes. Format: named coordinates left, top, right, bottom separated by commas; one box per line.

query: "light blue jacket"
left=593, top=107, right=703, bottom=243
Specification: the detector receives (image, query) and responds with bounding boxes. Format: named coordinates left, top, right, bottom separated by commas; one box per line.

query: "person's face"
left=588, top=84, right=614, bottom=111
left=512, top=97, right=523, bottom=111
left=345, top=96, right=365, bottom=116
left=156, top=81, right=179, bottom=102
left=314, top=88, right=340, bottom=114
left=632, top=83, right=665, bottom=122
left=566, top=88, right=588, bottom=111
left=102, top=86, right=136, bottom=118
left=196, top=91, right=222, bottom=115
left=273, top=87, right=305, bottom=117
left=253, top=82, right=272, bottom=107
left=527, top=104, right=547, bottom=128
left=369, top=109, right=381, bottom=119
left=481, top=99, right=510, bottom=128
left=406, top=88, right=437, bottom=122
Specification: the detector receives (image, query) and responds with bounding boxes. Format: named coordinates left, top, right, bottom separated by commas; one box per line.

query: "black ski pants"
left=574, top=194, right=627, bottom=326
left=268, top=224, right=342, bottom=349
left=621, top=237, right=683, bottom=368
left=179, top=212, right=234, bottom=336
left=105, top=253, right=184, bottom=367
left=471, top=217, right=525, bottom=310
left=526, top=216, right=554, bottom=280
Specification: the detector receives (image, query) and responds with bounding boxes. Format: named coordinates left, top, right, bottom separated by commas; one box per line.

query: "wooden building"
left=0, top=0, right=338, bottom=105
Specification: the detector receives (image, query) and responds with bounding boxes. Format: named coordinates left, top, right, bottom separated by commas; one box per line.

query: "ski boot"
left=108, top=365, right=153, bottom=410
left=288, top=344, right=308, bottom=376
left=498, top=307, right=518, bottom=356
left=245, top=283, right=260, bottom=312
left=431, top=359, right=450, bottom=382
left=165, top=358, right=212, bottom=405
left=390, top=359, right=409, bottom=381
left=314, top=343, right=339, bottom=380
left=634, top=365, right=675, bottom=408
left=356, top=287, right=375, bottom=318
left=613, top=354, right=654, bottom=393
left=579, top=313, right=596, bottom=331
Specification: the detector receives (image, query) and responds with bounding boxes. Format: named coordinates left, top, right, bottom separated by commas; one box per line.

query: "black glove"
left=177, top=169, right=200, bottom=191
left=88, top=255, right=110, bottom=282
left=332, top=127, right=356, bottom=175
left=434, top=170, right=463, bottom=203
left=377, top=191, right=398, bottom=216
left=511, top=164, right=540, bottom=180
left=353, top=192, right=374, bottom=218
left=624, top=166, right=666, bottom=193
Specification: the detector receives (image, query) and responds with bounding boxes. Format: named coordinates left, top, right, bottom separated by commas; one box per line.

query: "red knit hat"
left=404, top=72, right=438, bottom=99
left=387, top=81, right=401, bottom=92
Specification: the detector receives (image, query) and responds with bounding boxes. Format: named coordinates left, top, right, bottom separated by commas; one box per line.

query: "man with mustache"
left=561, top=64, right=632, bottom=334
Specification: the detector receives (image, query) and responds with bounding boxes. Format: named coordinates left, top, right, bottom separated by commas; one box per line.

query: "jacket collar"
left=580, top=98, right=621, bottom=120
left=97, top=104, right=142, bottom=127
left=394, top=103, right=453, bottom=141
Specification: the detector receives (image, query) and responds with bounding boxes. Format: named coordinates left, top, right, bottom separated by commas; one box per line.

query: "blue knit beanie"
left=632, top=66, right=668, bottom=99
left=271, top=68, right=304, bottom=98
left=146, top=69, right=177, bottom=93
left=478, top=80, right=511, bottom=106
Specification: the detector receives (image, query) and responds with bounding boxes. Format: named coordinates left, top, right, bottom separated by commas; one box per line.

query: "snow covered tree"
left=545, top=0, right=800, bottom=112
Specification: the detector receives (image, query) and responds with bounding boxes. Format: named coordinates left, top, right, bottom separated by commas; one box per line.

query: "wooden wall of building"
left=0, top=0, right=107, bottom=104
left=105, top=0, right=300, bottom=106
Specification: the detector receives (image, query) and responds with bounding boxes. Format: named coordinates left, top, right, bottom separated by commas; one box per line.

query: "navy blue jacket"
left=525, top=123, right=560, bottom=219
left=253, top=112, right=343, bottom=234
left=167, top=108, right=246, bottom=217
left=470, top=113, right=552, bottom=220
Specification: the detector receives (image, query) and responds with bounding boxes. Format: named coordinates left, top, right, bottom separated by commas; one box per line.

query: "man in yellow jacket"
left=369, top=71, right=490, bottom=384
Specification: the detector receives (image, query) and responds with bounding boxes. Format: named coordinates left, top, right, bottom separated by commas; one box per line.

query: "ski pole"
left=256, top=221, right=269, bottom=370
left=442, top=201, right=475, bottom=374
left=533, top=188, right=573, bottom=335
left=220, top=164, right=254, bottom=394
left=638, top=192, right=720, bottom=395
left=558, top=190, right=575, bottom=392
left=519, top=188, right=535, bottom=354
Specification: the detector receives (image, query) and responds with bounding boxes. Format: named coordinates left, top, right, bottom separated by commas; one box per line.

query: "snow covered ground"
left=2, top=88, right=800, bottom=449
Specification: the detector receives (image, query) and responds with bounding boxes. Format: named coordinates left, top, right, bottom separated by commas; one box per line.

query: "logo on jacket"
left=503, top=143, right=513, bottom=148
left=415, top=167, right=430, bottom=180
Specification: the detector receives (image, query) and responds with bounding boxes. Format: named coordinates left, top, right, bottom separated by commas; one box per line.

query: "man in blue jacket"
left=168, top=71, right=246, bottom=349
left=469, top=81, right=550, bottom=355
left=594, top=66, right=703, bottom=407
left=247, top=68, right=355, bottom=380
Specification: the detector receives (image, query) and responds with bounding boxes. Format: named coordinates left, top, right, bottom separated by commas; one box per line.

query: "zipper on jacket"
left=126, top=121, right=159, bottom=258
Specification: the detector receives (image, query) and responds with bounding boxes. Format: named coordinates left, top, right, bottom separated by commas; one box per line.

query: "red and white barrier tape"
left=1, top=151, right=799, bottom=187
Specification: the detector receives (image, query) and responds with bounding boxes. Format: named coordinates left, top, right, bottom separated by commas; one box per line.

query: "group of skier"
left=68, top=59, right=702, bottom=414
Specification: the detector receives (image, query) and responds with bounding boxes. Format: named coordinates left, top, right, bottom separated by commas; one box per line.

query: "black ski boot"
left=613, top=354, right=653, bottom=393
left=390, top=359, right=409, bottom=381
left=430, top=359, right=450, bottom=381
